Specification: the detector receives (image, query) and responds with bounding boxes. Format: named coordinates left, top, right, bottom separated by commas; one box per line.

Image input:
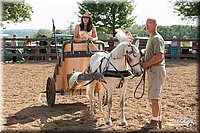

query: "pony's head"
left=110, top=42, right=142, bottom=76
left=115, top=29, right=130, bottom=43
left=126, top=44, right=142, bottom=76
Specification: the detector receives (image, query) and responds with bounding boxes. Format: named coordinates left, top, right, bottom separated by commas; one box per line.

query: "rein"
left=133, top=70, right=146, bottom=99
left=81, top=43, right=141, bottom=89
left=104, top=57, right=125, bottom=88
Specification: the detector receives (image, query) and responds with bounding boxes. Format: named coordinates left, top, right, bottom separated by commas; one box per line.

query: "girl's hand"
left=88, top=37, right=93, bottom=41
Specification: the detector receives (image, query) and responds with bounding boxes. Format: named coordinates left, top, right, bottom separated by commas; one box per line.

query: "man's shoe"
left=141, top=120, right=159, bottom=129
left=158, top=120, right=162, bottom=129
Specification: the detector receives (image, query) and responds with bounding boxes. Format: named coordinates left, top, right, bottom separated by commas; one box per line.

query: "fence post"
left=3, top=39, right=6, bottom=63
left=177, top=40, right=181, bottom=60
left=46, top=40, right=51, bottom=62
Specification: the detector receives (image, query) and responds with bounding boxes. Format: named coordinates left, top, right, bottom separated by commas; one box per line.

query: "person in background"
left=24, top=35, right=32, bottom=46
left=23, top=35, right=32, bottom=60
left=181, top=35, right=190, bottom=60
left=39, top=35, right=48, bottom=60
left=141, top=18, right=166, bottom=130
left=10, top=34, right=18, bottom=62
left=191, top=40, right=199, bottom=54
left=170, top=36, right=178, bottom=60
left=74, top=10, right=98, bottom=42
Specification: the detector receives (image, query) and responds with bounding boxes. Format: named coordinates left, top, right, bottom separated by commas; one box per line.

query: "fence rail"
left=2, top=38, right=64, bottom=62
left=1, top=37, right=199, bottom=63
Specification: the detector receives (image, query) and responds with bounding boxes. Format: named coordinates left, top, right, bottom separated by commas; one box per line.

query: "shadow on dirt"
left=4, top=102, right=103, bottom=132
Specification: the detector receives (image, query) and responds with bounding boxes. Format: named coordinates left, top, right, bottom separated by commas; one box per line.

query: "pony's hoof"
left=120, top=121, right=128, bottom=126
left=106, top=121, right=112, bottom=126
left=90, top=111, right=94, bottom=116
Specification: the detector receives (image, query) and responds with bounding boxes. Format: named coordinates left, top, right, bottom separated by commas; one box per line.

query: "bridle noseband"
left=126, top=44, right=141, bottom=72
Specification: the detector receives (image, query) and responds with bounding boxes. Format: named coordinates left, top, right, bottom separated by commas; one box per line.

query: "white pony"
left=86, top=29, right=142, bottom=126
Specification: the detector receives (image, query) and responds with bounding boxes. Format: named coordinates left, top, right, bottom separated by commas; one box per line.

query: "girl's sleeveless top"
left=79, top=27, right=92, bottom=40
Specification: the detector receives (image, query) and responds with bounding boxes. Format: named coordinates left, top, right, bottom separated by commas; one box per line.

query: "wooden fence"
left=137, top=38, right=199, bottom=60
left=2, top=37, right=64, bottom=63
left=1, top=37, right=199, bottom=63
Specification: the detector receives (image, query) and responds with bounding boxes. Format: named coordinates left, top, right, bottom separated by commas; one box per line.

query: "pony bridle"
left=126, top=44, right=141, bottom=73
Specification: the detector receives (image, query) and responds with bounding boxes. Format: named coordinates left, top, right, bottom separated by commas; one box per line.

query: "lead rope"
left=134, top=70, right=145, bottom=99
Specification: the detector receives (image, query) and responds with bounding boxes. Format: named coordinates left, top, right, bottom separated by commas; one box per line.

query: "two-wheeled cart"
left=46, top=40, right=105, bottom=107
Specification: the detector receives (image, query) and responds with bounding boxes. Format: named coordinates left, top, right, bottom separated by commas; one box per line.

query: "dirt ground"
left=1, top=60, right=199, bottom=133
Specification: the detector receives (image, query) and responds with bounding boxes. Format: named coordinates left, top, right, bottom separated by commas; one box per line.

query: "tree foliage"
left=55, top=29, right=66, bottom=34
left=128, top=25, right=198, bottom=39
left=32, top=29, right=52, bottom=38
left=77, top=0, right=136, bottom=37
left=1, top=0, right=33, bottom=25
left=172, top=0, right=200, bottom=20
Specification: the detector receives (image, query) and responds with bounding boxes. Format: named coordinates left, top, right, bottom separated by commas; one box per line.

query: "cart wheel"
left=53, top=64, right=59, bottom=81
left=46, top=76, right=56, bottom=107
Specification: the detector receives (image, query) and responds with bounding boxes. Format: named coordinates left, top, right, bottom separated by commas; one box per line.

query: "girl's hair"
left=79, top=17, right=93, bottom=32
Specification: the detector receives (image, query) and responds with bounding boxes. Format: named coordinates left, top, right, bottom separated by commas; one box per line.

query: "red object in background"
left=107, top=41, right=115, bottom=52
left=52, top=19, right=56, bottom=33
left=192, top=41, right=199, bottom=53
left=108, top=41, right=114, bottom=47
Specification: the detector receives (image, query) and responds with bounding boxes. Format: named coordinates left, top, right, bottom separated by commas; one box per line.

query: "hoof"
left=120, top=121, right=128, bottom=126
left=89, top=111, right=94, bottom=116
left=106, top=121, right=112, bottom=126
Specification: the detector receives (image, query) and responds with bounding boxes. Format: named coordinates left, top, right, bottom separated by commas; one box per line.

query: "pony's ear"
left=134, top=39, right=140, bottom=48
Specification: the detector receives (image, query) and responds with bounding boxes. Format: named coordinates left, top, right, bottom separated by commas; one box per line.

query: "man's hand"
left=141, top=61, right=151, bottom=70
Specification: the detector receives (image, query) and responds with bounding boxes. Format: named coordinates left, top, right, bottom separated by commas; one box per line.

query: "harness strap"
left=82, top=78, right=95, bottom=86
left=100, top=57, right=106, bottom=73
left=116, top=78, right=125, bottom=88
left=81, top=56, right=107, bottom=87
left=103, top=70, right=132, bottom=77
left=104, top=58, right=125, bottom=78
left=105, top=58, right=125, bottom=88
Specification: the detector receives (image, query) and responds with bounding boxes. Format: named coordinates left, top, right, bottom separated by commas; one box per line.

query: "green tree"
left=55, top=29, right=66, bottom=34
left=66, top=22, right=75, bottom=35
left=77, top=0, right=136, bottom=37
left=128, top=25, right=198, bottom=39
left=172, top=0, right=199, bottom=20
left=32, top=29, right=52, bottom=38
left=128, top=25, right=147, bottom=37
left=1, top=0, right=33, bottom=28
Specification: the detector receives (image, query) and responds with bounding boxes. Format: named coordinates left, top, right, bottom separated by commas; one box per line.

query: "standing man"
left=141, top=18, right=166, bottom=130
